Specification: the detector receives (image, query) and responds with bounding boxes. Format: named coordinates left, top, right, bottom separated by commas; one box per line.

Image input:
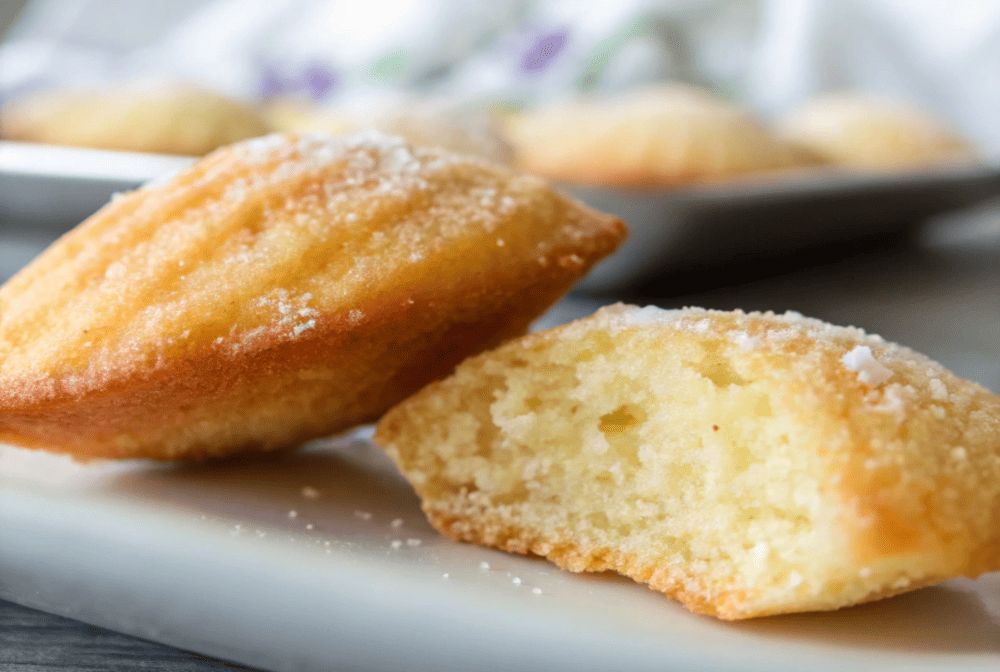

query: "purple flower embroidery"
left=302, top=62, right=339, bottom=101
left=520, top=29, right=569, bottom=73
left=258, top=61, right=291, bottom=100
left=257, top=60, right=340, bottom=102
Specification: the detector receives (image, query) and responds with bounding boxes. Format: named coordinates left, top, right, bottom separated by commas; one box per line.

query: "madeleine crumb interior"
left=376, top=304, right=1000, bottom=619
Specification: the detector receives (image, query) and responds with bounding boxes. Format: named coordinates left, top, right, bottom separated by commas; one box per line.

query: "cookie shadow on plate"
left=106, top=433, right=433, bottom=537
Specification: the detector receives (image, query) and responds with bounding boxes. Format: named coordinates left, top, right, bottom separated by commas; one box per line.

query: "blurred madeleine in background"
left=0, top=0, right=997, bottom=159
left=779, top=93, right=979, bottom=170
left=0, top=83, right=272, bottom=155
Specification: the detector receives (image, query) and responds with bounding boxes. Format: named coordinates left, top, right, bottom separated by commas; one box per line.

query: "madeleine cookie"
left=779, top=94, right=977, bottom=169
left=0, top=133, right=625, bottom=461
left=506, top=84, right=820, bottom=186
left=0, top=84, right=272, bottom=156
left=376, top=304, right=1000, bottom=620
left=265, top=98, right=514, bottom=165
left=263, top=100, right=356, bottom=136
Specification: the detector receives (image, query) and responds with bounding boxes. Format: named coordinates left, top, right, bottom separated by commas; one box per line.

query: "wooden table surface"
left=2, top=202, right=999, bottom=671
left=0, top=599, right=259, bottom=671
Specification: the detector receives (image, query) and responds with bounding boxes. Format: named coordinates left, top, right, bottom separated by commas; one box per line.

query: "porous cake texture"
left=376, top=304, right=1000, bottom=619
left=0, top=132, right=624, bottom=460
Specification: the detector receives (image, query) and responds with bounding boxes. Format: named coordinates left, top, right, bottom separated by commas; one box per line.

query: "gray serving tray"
left=570, top=163, right=1000, bottom=292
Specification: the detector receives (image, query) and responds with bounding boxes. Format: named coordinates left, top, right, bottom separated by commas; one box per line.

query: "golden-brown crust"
left=376, top=304, right=1000, bottom=619
left=424, top=505, right=736, bottom=619
left=0, top=133, right=625, bottom=460
left=421, top=504, right=954, bottom=620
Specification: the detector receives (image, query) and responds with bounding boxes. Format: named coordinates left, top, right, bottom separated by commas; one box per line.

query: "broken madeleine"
left=0, top=133, right=625, bottom=460
left=375, top=304, right=1000, bottom=619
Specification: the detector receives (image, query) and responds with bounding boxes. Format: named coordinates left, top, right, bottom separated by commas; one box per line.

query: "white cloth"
left=2, top=0, right=998, bottom=153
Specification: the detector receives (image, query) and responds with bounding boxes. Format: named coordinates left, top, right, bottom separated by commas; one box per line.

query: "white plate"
left=571, top=163, right=1000, bottom=291
left=2, top=144, right=999, bottom=672
left=3, top=142, right=998, bottom=292
left=1, top=429, right=998, bottom=672
left=0, top=142, right=194, bottom=229
left=563, top=166, right=1000, bottom=292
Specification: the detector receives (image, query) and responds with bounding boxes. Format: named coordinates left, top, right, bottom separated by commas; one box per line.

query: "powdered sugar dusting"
left=245, top=289, right=322, bottom=343
left=223, top=131, right=475, bottom=208
left=866, top=384, right=909, bottom=421
left=731, top=331, right=761, bottom=350
left=616, top=305, right=682, bottom=327
left=929, top=378, right=949, bottom=401
left=594, top=305, right=912, bottom=370
left=292, top=320, right=315, bottom=337
left=841, top=345, right=893, bottom=386
left=78, top=127, right=591, bottom=378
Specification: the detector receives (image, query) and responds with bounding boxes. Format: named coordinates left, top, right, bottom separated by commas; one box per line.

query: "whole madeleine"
left=0, top=132, right=625, bottom=460
left=1, top=84, right=273, bottom=156
left=506, top=84, right=822, bottom=187
left=779, top=93, right=978, bottom=170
